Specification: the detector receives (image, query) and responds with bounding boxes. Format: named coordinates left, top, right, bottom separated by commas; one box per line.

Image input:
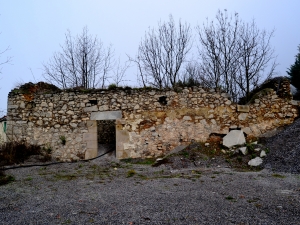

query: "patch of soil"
left=153, top=140, right=262, bottom=172
left=154, top=118, right=300, bottom=174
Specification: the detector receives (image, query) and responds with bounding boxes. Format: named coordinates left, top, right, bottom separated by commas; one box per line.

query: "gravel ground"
left=1, top=153, right=300, bottom=225
left=1, top=119, right=300, bottom=225
left=263, top=118, right=300, bottom=173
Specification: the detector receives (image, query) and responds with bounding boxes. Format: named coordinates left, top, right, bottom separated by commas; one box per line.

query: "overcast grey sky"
left=0, top=0, right=299, bottom=113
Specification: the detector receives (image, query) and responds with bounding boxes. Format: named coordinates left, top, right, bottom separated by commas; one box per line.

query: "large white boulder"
left=223, top=130, right=246, bottom=148
left=248, top=157, right=263, bottom=166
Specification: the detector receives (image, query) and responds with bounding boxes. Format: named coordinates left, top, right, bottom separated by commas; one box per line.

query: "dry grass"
left=0, top=141, right=53, bottom=186
left=0, top=141, right=49, bottom=165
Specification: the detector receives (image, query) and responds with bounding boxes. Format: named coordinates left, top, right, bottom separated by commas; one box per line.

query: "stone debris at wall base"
left=248, top=157, right=263, bottom=166
left=223, top=130, right=246, bottom=148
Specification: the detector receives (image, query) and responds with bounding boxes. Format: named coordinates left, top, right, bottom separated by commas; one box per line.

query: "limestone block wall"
left=6, top=85, right=300, bottom=161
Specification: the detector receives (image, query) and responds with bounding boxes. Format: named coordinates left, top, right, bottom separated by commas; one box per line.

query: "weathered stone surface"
left=70, top=123, right=77, bottom=128
left=66, top=110, right=75, bottom=115
left=239, top=147, right=248, bottom=155
left=225, top=100, right=231, bottom=105
left=41, top=102, right=48, bottom=107
left=248, top=157, right=263, bottom=166
left=84, top=120, right=97, bottom=160
left=84, top=105, right=98, bottom=112
left=221, top=93, right=231, bottom=98
left=250, top=125, right=262, bottom=136
left=6, top=80, right=299, bottom=161
left=85, top=148, right=97, bottom=159
left=223, top=130, right=246, bottom=148
left=242, top=127, right=251, bottom=134
left=46, top=112, right=52, bottom=117
left=238, top=113, right=248, bottom=121
left=237, top=105, right=250, bottom=112
left=16, top=120, right=27, bottom=124
left=7, top=105, right=18, bottom=109
left=99, top=105, right=109, bottom=111
left=20, top=102, right=25, bottom=108
left=183, top=116, right=192, bottom=121
left=260, top=150, right=266, bottom=157
left=165, top=145, right=188, bottom=156
left=90, top=111, right=122, bottom=120
left=290, top=100, right=299, bottom=106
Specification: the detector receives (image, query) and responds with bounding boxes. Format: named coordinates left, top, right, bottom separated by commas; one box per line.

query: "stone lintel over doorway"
left=90, top=111, right=122, bottom=120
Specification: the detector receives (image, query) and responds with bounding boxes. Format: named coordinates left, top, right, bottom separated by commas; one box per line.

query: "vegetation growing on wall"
left=11, top=82, right=61, bottom=101
left=239, top=77, right=292, bottom=104
left=287, top=45, right=300, bottom=100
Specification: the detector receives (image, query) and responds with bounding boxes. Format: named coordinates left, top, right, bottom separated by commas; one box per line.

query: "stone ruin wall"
left=6, top=82, right=300, bottom=161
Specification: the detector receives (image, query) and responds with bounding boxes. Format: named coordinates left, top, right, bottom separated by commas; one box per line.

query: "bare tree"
left=197, top=10, right=277, bottom=101
left=112, top=57, right=130, bottom=87
left=236, top=21, right=277, bottom=101
left=0, top=29, right=12, bottom=75
left=0, top=46, right=11, bottom=74
left=130, top=15, right=192, bottom=89
left=197, top=10, right=241, bottom=99
left=0, top=31, right=12, bottom=116
left=43, top=27, right=113, bottom=89
left=178, top=61, right=201, bottom=86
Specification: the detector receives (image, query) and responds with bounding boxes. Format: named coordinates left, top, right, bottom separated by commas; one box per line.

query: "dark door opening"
left=97, top=120, right=116, bottom=156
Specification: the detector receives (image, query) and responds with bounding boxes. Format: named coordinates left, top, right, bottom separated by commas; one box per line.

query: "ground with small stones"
left=1, top=153, right=300, bottom=225
left=1, top=119, right=300, bottom=224
left=262, top=118, right=300, bottom=174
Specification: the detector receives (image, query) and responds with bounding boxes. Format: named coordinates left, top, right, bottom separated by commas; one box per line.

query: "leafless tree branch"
left=197, top=10, right=277, bottom=102
left=43, top=27, right=113, bottom=89
left=0, top=46, right=12, bottom=74
left=129, top=15, right=192, bottom=89
left=112, top=57, right=131, bottom=86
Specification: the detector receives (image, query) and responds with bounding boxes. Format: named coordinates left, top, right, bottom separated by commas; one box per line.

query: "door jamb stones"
left=83, top=111, right=123, bottom=160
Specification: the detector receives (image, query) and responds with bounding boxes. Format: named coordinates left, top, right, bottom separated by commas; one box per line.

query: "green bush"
left=59, top=136, right=66, bottom=145
left=287, top=45, right=300, bottom=90
left=108, top=83, right=117, bottom=90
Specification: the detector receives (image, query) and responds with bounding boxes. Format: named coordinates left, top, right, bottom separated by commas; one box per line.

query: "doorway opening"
left=97, top=120, right=116, bottom=156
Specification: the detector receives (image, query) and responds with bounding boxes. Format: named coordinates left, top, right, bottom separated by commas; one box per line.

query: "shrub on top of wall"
left=239, top=76, right=291, bottom=104
left=108, top=83, right=117, bottom=90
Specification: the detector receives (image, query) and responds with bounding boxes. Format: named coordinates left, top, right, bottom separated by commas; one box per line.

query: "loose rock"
left=248, top=157, right=263, bottom=166
left=239, top=147, right=248, bottom=155
left=223, top=130, right=246, bottom=148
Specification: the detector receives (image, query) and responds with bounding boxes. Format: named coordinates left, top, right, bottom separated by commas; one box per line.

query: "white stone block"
left=239, top=147, right=248, bottom=155
left=260, top=150, right=266, bottom=157
left=248, top=157, right=263, bottom=166
left=223, top=130, right=246, bottom=148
